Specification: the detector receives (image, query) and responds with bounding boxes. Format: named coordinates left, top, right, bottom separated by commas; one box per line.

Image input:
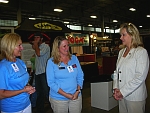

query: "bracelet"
left=76, top=89, right=81, bottom=93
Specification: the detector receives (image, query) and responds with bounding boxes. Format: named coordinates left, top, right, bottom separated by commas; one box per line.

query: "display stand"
left=91, top=81, right=118, bottom=111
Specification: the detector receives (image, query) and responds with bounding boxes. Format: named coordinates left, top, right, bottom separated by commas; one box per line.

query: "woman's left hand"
left=24, top=86, right=36, bottom=94
left=72, top=91, right=80, bottom=100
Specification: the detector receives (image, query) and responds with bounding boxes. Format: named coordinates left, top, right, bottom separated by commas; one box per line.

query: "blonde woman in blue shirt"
left=113, top=23, right=149, bottom=113
left=46, top=36, right=84, bottom=113
left=0, top=33, right=35, bottom=113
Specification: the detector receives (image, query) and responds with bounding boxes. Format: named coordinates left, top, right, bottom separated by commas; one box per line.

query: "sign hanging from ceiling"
left=65, top=33, right=89, bottom=46
left=34, top=22, right=62, bottom=30
left=15, top=19, right=71, bottom=32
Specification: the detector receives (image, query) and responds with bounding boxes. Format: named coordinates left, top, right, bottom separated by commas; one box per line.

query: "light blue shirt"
left=35, top=42, right=50, bottom=75
left=0, top=58, right=30, bottom=112
left=46, top=55, right=84, bottom=100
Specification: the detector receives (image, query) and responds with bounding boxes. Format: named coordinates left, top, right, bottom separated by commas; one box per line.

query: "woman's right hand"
left=66, top=93, right=74, bottom=99
left=113, top=88, right=123, bottom=100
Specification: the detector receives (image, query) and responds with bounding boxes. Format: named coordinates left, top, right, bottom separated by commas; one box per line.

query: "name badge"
left=59, top=67, right=65, bottom=70
left=67, top=66, right=74, bottom=73
left=11, top=63, right=19, bottom=72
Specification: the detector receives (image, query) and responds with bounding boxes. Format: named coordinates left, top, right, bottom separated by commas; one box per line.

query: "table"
left=91, top=81, right=118, bottom=111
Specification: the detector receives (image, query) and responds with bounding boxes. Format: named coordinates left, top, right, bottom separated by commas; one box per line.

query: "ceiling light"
left=88, top=24, right=92, bottom=26
left=0, top=0, right=9, bottom=3
left=29, top=17, right=36, bottom=20
left=139, top=26, right=142, bottom=27
left=64, top=21, right=69, bottom=24
left=129, top=8, right=136, bottom=11
left=146, top=15, right=150, bottom=17
left=54, top=8, right=63, bottom=12
left=113, top=20, right=118, bottom=22
left=90, top=16, right=97, bottom=18
left=105, top=26, right=109, bottom=28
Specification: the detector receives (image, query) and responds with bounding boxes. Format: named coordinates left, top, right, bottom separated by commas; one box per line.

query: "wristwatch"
left=76, top=89, right=81, bottom=93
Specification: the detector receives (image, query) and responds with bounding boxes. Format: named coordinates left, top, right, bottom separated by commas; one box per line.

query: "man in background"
left=32, top=32, right=50, bottom=113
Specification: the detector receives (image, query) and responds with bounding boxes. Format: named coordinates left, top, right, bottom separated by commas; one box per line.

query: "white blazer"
left=113, top=46, right=149, bottom=101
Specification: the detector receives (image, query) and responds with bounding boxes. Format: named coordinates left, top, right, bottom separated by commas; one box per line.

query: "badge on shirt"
left=67, top=66, right=74, bottom=73
left=59, top=67, right=65, bottom=70
left=11, top=63, right=19, bottom=72
left=72, top=64, right=77, bottom=68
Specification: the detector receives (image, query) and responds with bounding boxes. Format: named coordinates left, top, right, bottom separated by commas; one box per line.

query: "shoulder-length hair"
left=1, top=33, right=21, bottom=61
left=120, top=23, right=143, bottom=48
left=51, top=36, right=71, bottom=64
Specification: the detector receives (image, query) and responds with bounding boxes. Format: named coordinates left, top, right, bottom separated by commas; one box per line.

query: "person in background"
left=29, top=54, right=36, bottom=85
left=46, top=36, right=84, bottom=113
left=32, top=32, right=50, bottom=113
left=0, top=33, right=35, bottom=113
left=0, top=100, right=1, bottom=113
left=113, top=23, right=149, bottom=113
left=29, top=54, right=37, bottom=108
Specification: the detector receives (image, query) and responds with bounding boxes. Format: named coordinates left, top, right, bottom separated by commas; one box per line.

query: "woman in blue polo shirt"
left=46, top=36, right=84, bottom=113
left=0, top=33, right=35, bottom=113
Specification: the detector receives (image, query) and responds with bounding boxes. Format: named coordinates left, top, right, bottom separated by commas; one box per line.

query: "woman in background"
left=46, top=36, right=84, bottom=113
left=113, top=23, right=149, bottom=113
left=0, top=33, right=35, bottom=113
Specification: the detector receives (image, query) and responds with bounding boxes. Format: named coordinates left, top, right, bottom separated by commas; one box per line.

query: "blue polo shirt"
left=0, top=58, right=30, bottom=112
left=46, top=55, right=84, bottom=100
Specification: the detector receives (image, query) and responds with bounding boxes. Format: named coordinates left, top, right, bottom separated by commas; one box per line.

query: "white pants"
left=50, top=96, right=82, bottom=113
left=1, top=104, right=31, bottom=113
left=119, top=99, right=145, bottom=113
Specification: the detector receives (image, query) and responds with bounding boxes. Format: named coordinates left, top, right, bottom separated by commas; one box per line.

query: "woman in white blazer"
left=113, top=23, right=149, bottom=113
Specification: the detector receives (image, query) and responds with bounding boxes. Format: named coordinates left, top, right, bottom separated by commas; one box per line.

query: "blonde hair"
left=120, top=23, right=143, bottom=48
left=1, top=33, right=21, bottom=61
left=51, top=36, right=71, bottom=64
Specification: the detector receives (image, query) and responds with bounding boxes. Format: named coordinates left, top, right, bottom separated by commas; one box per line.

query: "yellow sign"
left=34, top=22, right=62, bottom=30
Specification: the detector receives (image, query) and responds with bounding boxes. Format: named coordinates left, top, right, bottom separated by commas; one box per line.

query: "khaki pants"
left=119, top=99, right=145, bottom=113
left=50, top=96, right=82, bottom=113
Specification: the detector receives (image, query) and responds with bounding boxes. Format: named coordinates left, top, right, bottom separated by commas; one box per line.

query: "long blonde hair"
left=51, top=36, right=71, bottom=64
left=1, top=33, right=21, bottom=61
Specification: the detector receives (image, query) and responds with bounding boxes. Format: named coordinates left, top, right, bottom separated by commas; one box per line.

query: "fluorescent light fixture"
left=54, top=8, right=63, bottom=12
left=146, top=15, right=150, bottom=17
left=88, top=24, right=92, bottom=26
left=90, top=16, right=97, bottom=18
left=113, top=20, right=118, bottom=22
left=29, top=18, right=36, bottom=20
left=0, top=0, right=9, bottom=3
left=139, top=26, right=142, bottom=27
left=64, top=21, right=69, bottom=24
left=105, top=26, right=109, bottom=28
left=129, top=8, right=136, bottom=11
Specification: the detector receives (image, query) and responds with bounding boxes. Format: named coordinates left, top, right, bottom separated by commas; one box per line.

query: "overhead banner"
left=65, top=33, right=89, bottom=46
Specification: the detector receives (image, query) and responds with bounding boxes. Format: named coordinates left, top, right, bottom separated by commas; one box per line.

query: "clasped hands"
left=67, top=91, right=80, bottom=100
left=113, top=88, right=123, bottom=100
left=24, top=85, right=36, bottom=95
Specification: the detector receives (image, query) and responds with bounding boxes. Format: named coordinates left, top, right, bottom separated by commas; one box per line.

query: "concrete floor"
left=32, top=57, right=150, bottom=113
